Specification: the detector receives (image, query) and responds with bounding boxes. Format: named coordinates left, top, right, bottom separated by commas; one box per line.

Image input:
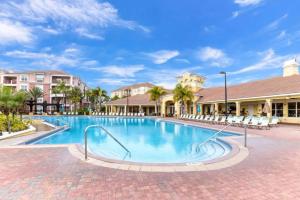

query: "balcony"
left=51, top=76, right=71, bottom=84
left=3, top=77, right=17, bottom=85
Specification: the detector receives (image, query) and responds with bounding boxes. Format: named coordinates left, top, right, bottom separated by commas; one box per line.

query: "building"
left=0, top=70, right=88, bottom=113
left=106, top=82, right=157, bottom=115
left=110, top=82, right=155, bottom=98
left=107, top=59, right=300, bottom=124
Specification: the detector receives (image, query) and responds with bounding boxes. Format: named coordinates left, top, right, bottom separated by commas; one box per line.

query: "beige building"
left=107, top=59, right=300, bottom=124
left=110, top=82, right=155, bottom=98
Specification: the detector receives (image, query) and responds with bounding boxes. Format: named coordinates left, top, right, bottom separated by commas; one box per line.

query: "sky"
left=0, top=0, right=300, bottom=93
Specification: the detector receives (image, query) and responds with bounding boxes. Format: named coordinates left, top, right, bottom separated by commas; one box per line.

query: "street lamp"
left=125, top=89, right=129, bottom=116
left=219, top=71, right=228, bottom=117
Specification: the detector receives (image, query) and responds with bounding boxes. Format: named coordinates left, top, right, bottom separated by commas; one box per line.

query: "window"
left=20, top=75, right=28, bottom=82
left=272, top=103, right=283, bottom=117
left=20, top=85, right=28, bottom=91
left=288, top=102, right=300, bottom=117
left=36, top=74, right=44, bottom=83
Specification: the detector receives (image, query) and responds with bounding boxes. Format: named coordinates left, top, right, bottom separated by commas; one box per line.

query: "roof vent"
left=283, top=58, right=299, bottom=77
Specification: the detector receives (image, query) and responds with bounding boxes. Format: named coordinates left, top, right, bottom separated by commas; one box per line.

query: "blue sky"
left=0, top=0, right=300, bottom=93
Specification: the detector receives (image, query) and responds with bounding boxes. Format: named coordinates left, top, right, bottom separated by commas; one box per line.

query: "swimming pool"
left=29, top=116, right=238, bottom=164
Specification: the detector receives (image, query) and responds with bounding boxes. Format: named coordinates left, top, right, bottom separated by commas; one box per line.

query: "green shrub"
left=0, top=114, right=28, bottom=132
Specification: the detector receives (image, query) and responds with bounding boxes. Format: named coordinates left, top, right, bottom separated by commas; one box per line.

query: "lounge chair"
left=242, top=116, right=252, bottom=127
left=203, top=115, right=210, bottom=122
left=269, top=117, right=279, bottom=127
left=213, top=115, right=220, bottom=124
left=218, top=116, right=226, bottom=125
left=248, top=117, right=259, bottom=128
left=232, top=116, right=244, bottom=126
left=257, top=117, right=270, bottom=129
left=226, top=115, right=234, bottom=124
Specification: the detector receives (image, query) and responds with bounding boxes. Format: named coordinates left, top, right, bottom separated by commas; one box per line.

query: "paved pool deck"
left=1, top=118, right=300, bottom=199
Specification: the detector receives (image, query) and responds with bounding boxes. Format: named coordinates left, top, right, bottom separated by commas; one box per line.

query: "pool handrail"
left=84, top=124, right=131, bottom=160
left=195, top=124, right=232, bottom=152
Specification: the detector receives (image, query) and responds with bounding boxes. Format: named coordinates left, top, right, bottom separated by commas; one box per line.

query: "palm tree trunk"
left=5, top=114, right=11, bottom=134
left=155, top=101, right=158, bottom=116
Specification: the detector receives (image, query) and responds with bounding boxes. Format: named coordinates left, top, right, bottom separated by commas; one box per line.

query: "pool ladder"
left=84, top=125, right=131, bottom=160
left=193, top=124, right=232, bottom=153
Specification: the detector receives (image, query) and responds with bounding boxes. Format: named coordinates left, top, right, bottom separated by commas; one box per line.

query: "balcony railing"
left=3, top=80, right=17, bottom=84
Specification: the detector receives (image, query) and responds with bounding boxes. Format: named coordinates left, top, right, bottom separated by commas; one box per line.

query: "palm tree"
left=11, top=90, right=28, bottom=120
left=92, top=87, right=107, bottom=112
left=55, top=81, right=70, bottom=112
left=111, top=95, right=120, bottom=101
left=0, top=87, right=27, bottom=133
left=29, top=87, right=44, bottom=114
left=147, top=86, right=167, bottom=116
left=173, top=84, right=194, bottom=116
left=69, top=87, right=82, bottom=112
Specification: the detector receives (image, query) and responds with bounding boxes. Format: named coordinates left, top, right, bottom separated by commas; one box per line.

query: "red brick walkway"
left=1, top=124, right=300, bottom=199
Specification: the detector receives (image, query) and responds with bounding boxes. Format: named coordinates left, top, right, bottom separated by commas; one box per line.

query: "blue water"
left=30, top=116, right=237, bottom=163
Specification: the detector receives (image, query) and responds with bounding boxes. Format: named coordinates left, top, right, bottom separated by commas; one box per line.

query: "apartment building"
left=0, top=70, right=88, bottom=112
left=110, top=82, right=155, bottom=98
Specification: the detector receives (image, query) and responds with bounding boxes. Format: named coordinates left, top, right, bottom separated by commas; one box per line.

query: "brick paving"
left=1, top=122, right=300, bottom=199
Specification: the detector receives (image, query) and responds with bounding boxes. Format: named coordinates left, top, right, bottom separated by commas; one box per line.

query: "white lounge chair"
left=232, top=116, right=244, bottom=126
left=213, top=115, right=220, bottom=124
left=257, top=117, right=270, bottom=129
left=242, top=116, right=252, bottom=127
left=218, top=116, right=226, bottom=125
left=248, top=117, right=259, bottom=128
left=269, top=117, right=279, bottom=127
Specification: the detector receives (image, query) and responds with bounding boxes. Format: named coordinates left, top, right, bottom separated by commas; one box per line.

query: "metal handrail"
left=84, top=124, right=131, bottom=160
left=195, top=124, right=232, bottom=152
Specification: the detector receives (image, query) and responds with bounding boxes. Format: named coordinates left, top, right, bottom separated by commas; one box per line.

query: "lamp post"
left=220, top=71, right=228, bottom=117
left=126, top=89, right=129, bottom=116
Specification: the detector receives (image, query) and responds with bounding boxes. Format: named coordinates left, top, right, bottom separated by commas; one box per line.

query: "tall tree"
left=173, top=84, right=194, bottom=116
left=55, top=81, right=70, bottom=112
left=69, top=87, right=82, bottom=112
left=147, top=86, right=167, bottom=116
left=92, top=87, right=107, bottom=112
left=29, top=87, right=44, bottom=113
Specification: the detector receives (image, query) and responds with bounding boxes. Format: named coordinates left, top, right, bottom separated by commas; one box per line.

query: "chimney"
left=283, top=58, right=299, bottom=77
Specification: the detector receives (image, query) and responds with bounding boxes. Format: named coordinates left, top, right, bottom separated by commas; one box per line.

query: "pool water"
left=30, top=116, right=237, bottom=164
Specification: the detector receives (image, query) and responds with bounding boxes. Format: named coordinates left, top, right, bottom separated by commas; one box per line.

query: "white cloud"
left=232, top=11, right=240, bottom=18
left=3, top=50, right=79, bottom=68
left=0, top=19, right=33, bottom=45
left=234, top=0, right=263, bottom=7
left=0, top=0, right=149, bottom=42
left=145, top=50, right=180, bottom=64
left=276, top=30, right=286, bottom=40
left=197, top=46, right=233, bottom=67
left=75, top=28, right=104, bottom=40
left=265, top=14, right=288, bottom=31
left=175, top=58, right=191, bottom=64
left=230, top=49, right=300, bottom=75
left=88, top=65, right=144, bottom=78
left=96, top=78, right=135, bottom=86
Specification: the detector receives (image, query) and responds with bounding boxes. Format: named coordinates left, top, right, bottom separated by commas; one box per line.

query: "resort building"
left=0, top=70, right=88, bottom=113
left=107, top=59, right=300, bottom=124
left=106, top=82, right=158, bottom=115
left=110, top=82, right=155, bottom=98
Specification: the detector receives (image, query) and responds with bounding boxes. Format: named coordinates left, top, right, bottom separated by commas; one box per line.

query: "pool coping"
left=69, top=136, right=248, bottom=172
left=9, top=116, right=249, bottom=172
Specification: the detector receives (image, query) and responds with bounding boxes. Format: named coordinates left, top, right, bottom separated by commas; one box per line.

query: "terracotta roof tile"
left=197, top=75, right=300, bottom=102
left=106, top=94, right=156, bottom=105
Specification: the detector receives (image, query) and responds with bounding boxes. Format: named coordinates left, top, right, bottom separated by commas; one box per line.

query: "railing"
left=84, top=125, right=131, bottom=160
left=195, top=124, right=232, bottom=152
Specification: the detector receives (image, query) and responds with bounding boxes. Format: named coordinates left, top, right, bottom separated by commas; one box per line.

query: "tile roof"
left=112, top=82, right=155, bottom=92
left=105, top=94, right=156, bottom=106
left=197, top=75, right=300, bottom=102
